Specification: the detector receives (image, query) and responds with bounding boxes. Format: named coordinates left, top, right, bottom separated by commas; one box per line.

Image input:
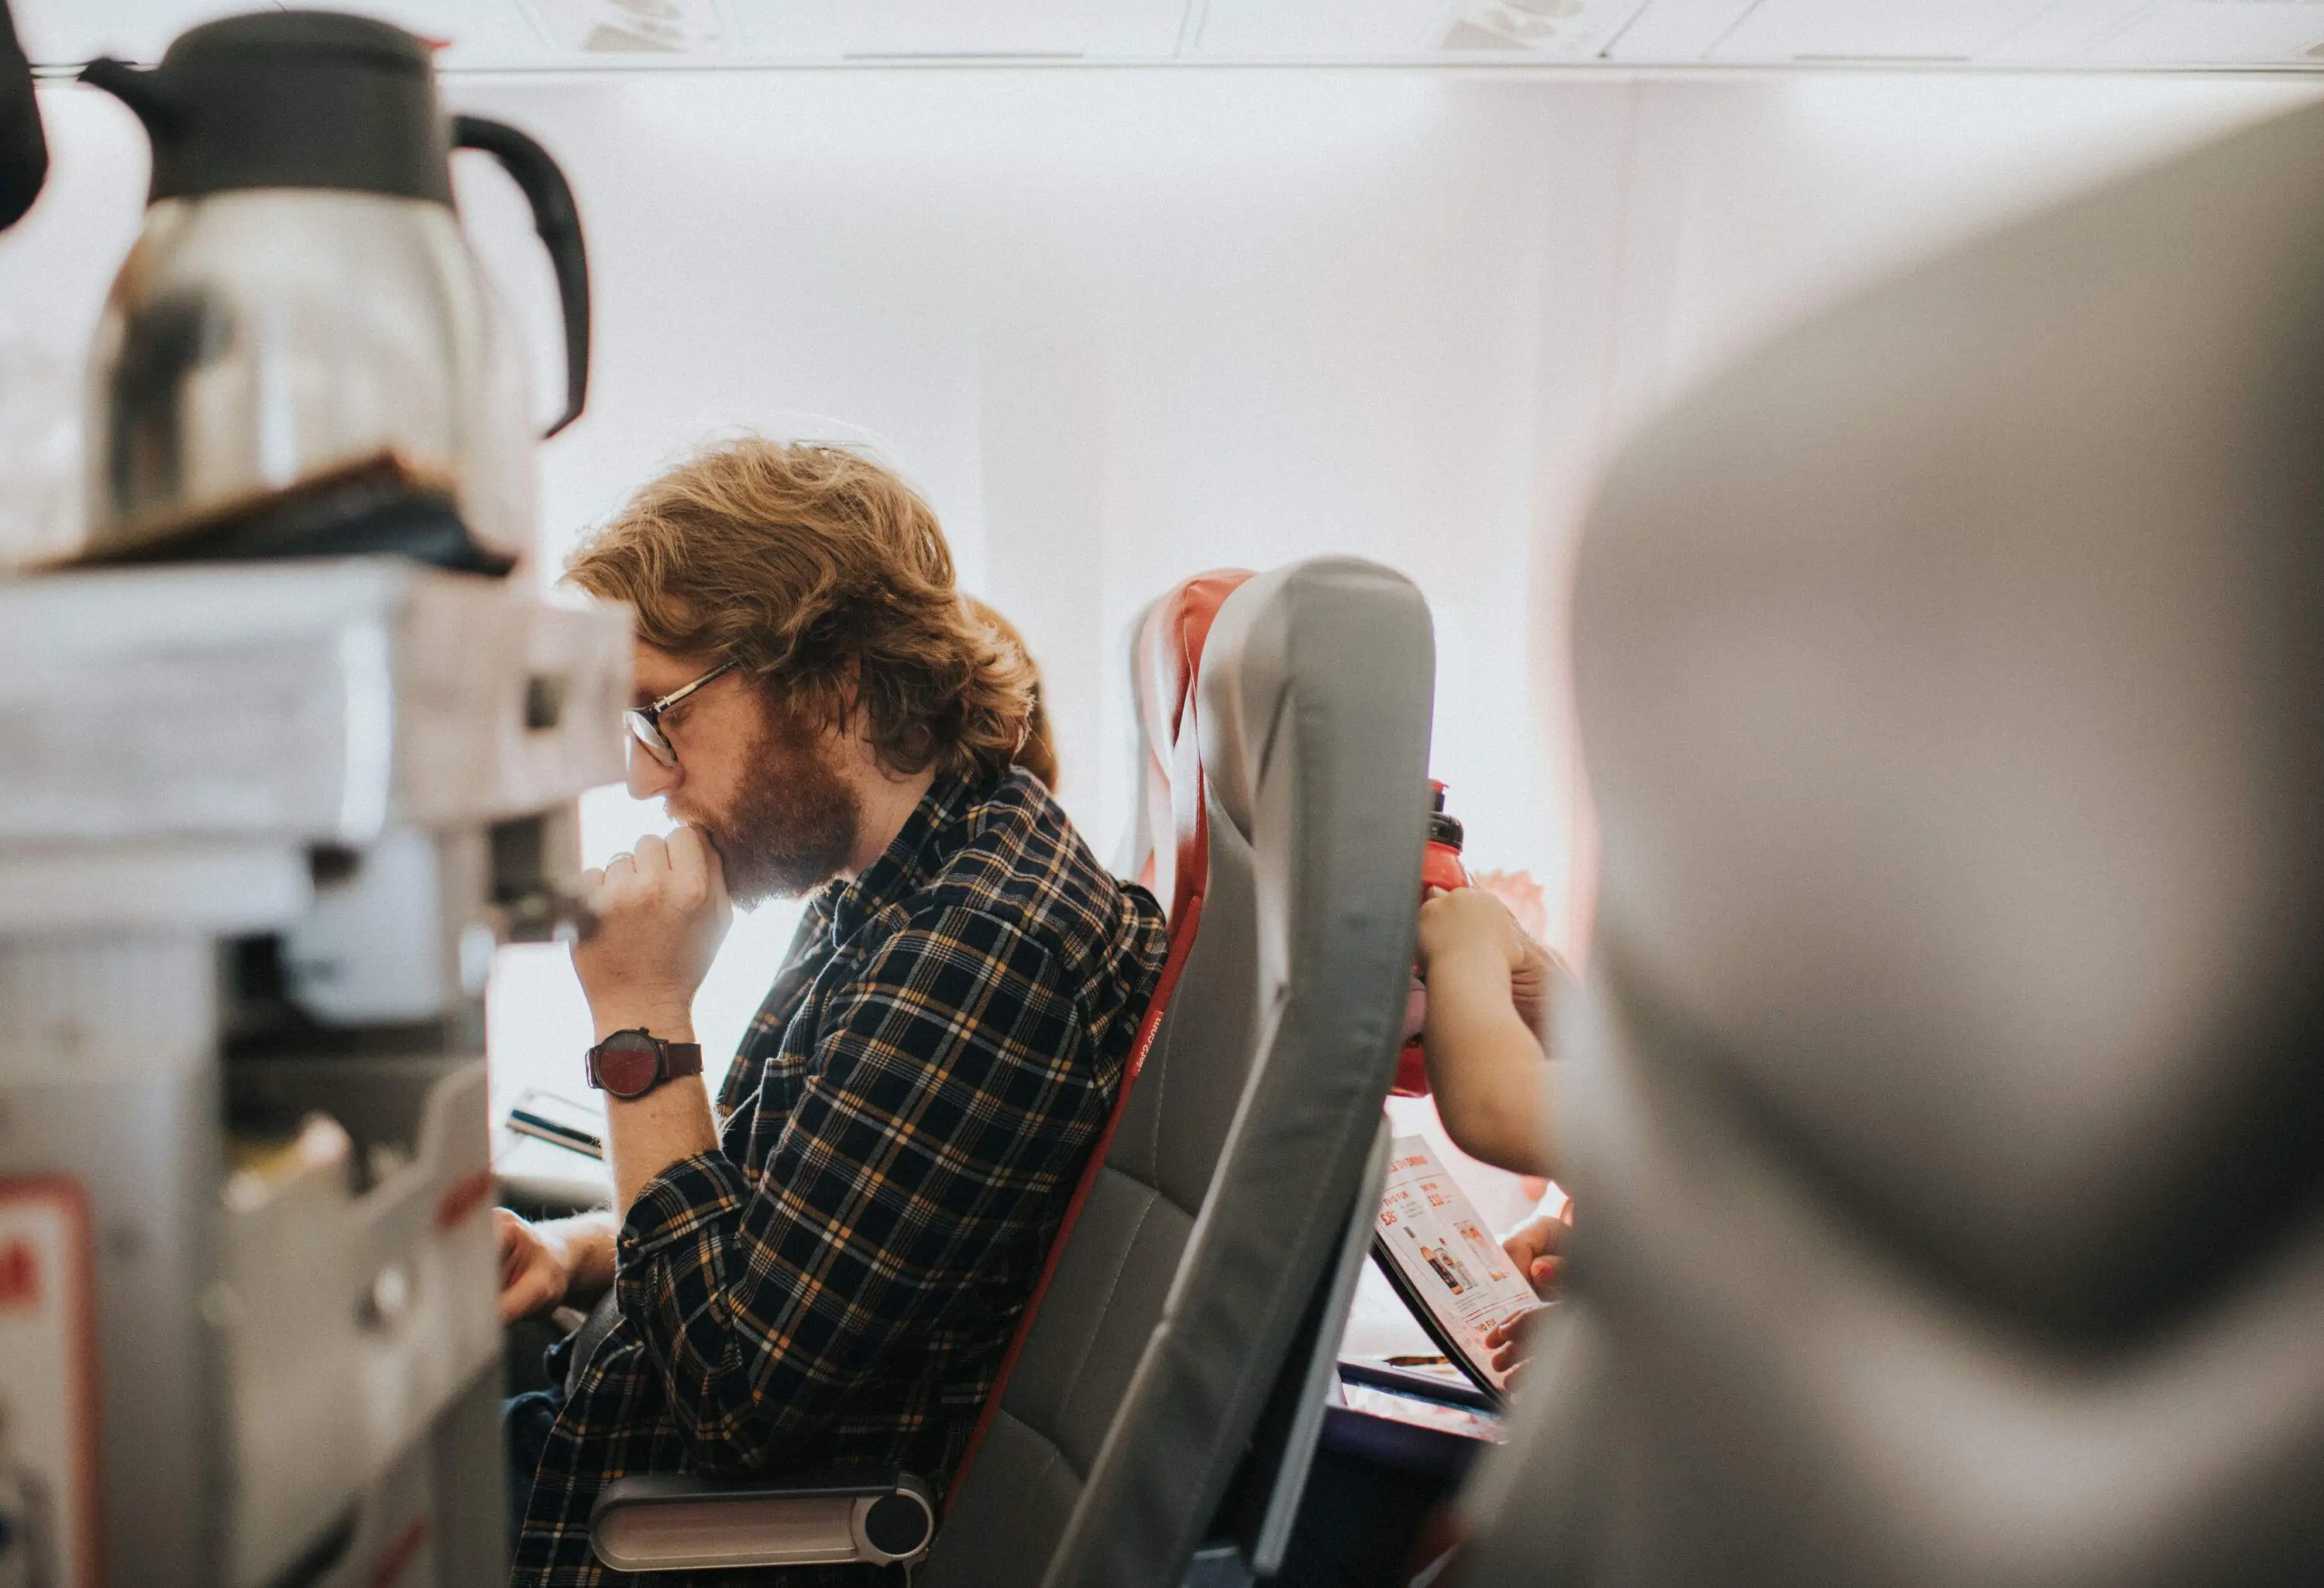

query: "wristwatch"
left=586, top=1028, right=703, bottom=1100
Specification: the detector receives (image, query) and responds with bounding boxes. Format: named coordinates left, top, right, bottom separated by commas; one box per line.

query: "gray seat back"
left=1462, top=99, right=2324, bottom=1588
left=927, top=556, right=1434, bottom=1588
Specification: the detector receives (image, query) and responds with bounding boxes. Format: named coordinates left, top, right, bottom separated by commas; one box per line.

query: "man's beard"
left=693, top=703, right=861, bottom=908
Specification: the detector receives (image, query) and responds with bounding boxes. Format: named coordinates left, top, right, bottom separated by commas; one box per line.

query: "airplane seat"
left=925, top=556, right=1431, bottom=1588
left=590, top=558, right=1435, bottom=1586
left=937, top=565, right=1253, bottom=1532
left=1457, top=99, right=2324, bottom=1587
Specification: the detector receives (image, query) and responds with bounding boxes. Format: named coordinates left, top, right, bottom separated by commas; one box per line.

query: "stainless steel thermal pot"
left=79, top=10, right=590, bottom=569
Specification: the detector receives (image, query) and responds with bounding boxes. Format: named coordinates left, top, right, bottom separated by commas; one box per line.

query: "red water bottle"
left=1392, top=781, right=1471, bottom=1097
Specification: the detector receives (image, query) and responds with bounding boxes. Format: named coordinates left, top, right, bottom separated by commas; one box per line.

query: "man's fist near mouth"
left=573, top=826, right=733, bottom=1041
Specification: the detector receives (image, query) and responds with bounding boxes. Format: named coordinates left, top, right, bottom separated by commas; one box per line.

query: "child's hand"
left=1418, top=887, right=1561, bottom=1035
left=1414, top=889, right=1561, bottom=1178
left=1483, top=1305, right=1549, bottom=1387
left=1417, top=886, right=1528, bottom=977
left=1502, top=1205, right=1571, bottom=1298
left=1508, top=931, right=1559, bottom=1037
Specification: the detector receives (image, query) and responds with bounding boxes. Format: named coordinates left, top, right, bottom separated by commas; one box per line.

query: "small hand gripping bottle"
left=1392, top=781, right=1471, bottom=1097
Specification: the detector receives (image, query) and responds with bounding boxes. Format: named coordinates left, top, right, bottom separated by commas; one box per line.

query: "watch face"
left=593, top=1030, right=662, bottom=1098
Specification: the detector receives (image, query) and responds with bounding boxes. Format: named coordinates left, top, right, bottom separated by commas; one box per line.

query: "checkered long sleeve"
left=616, top=906, right=1101, bottom=1469
left=512, top=771, right=1166, bottom=1587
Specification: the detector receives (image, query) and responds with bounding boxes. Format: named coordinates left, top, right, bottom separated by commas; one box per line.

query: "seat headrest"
left=1129, top=569, right=1254, bottom=919
left=1576, top=99, right=2324, bottom=1342
left=1198, top=558, right=1421, bottom=845
left=1135, top=569, right=1255, bottom=761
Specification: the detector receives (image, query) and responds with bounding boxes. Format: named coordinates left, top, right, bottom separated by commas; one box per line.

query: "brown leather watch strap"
left=586, top=1029, right=706, bottom=1098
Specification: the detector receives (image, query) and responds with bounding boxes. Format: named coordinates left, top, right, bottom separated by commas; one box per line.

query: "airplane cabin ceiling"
left=19, top=0, right=2324, bottom=71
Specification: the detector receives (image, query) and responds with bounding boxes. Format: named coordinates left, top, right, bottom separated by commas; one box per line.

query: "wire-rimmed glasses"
left=624, top=661, right=736, bottom=768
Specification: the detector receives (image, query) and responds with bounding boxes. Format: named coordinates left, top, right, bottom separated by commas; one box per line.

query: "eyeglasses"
left=624, top=662, right=736, bottom=768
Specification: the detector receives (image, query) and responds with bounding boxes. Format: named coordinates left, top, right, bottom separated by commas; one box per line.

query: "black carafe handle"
left=452, top=115, right=592, bottom=438
left=1, top=0, right=49, bottom=229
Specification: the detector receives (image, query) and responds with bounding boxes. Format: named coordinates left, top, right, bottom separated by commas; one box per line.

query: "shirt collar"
left=825, top=772, right=978, bottom=944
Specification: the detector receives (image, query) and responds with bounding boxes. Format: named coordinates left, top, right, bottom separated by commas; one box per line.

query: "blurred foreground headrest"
left=1577, top=96, right=2324, bottom=1344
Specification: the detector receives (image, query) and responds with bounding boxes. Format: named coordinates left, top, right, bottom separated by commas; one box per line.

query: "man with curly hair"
left=497, top=439, right=1167, bottom=1586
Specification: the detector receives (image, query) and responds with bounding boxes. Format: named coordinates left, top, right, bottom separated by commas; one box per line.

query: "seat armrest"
left=589, top=1468, right=936, bottom=1572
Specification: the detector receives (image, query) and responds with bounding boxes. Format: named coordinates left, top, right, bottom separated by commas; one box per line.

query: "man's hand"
left=497, top=1209, right=577, bottom=1324
left=571, top=827, right=729, bottom=1213
left=497, top=1209, right=619, bottom=1325
left=573, top=827, right=732, bottom=1040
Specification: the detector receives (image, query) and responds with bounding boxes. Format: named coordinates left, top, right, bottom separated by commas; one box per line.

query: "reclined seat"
left=1459, top=98, right=2324, bottom=1587
left=593, top=557, right=1437, bottom=1586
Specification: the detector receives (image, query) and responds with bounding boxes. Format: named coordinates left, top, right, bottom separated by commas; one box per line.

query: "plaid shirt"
left=514, top=769, right=1167, bottom=1586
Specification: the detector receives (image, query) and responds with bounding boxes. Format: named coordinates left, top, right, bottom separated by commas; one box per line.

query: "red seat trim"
left=1136, top=570, right=1253, bottom=926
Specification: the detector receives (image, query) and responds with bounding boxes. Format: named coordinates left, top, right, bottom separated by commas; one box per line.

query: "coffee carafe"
left=79, top=10, right=590, bottom=570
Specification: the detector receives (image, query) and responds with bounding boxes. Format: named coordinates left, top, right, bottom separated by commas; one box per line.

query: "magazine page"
left=493, top=1087, right=611, bottom=1209
left=1372, top=1135, right=1541, bottom=1394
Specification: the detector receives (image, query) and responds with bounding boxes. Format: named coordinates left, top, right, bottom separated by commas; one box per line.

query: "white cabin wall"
left=458, top=67, right=2317, bottom=957
left=3, top=68, right=2314, bottom=1085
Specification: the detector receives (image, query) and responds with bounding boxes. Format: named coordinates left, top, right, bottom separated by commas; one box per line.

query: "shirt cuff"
left=617, top=1149, right=750, bottom=1267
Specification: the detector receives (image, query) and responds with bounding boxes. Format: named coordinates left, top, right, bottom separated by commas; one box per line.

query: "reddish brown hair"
left=966, top=596, right=1058, bottom=791
left=567, top=438, right=1033, bottom=782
